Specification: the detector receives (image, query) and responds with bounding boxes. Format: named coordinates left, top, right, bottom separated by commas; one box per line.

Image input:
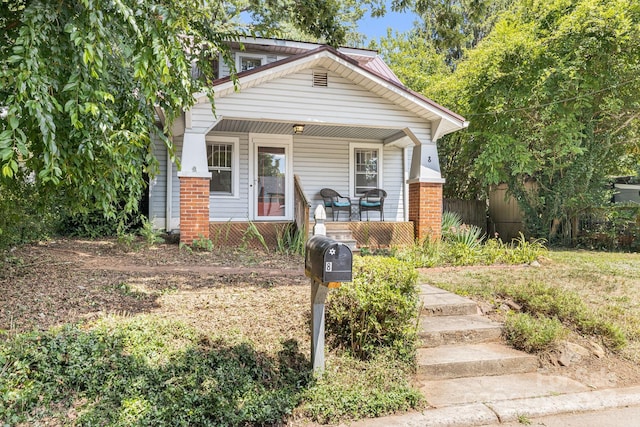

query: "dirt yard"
left=0, top=238, right=310, bottom=355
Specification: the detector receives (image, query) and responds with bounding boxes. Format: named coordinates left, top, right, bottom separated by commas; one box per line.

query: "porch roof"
left=208, top=118, right=410, bottom=144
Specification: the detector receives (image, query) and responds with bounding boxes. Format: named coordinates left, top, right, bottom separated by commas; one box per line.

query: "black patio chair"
left=320, top=188, right=352, bottom=221
left=359, top=188, right=386, bottom=221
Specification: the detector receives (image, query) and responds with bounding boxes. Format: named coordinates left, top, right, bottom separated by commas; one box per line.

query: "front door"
left=251, top=135, right=292, bottom=220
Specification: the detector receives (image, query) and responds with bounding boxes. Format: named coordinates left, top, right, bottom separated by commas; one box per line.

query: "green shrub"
left=326, top=256, right=420, bottom=362
left=0, top=176, right=61, bottom=249
left=299, top=353, right=423, bottom=424
left=393, top=237, right=444, bottom=268
left=444, top=241, right=483, bottom=266
left=503, top=312, right=567, bottom=352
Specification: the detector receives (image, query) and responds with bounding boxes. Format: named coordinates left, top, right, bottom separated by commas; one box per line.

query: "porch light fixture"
left=292, top=124, right=305, bottom=135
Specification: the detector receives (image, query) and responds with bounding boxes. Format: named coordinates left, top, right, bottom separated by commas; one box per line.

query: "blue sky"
left=357, top=3, right=420, bottom=42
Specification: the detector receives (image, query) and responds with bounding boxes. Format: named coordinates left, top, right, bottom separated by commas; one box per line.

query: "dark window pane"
left=210, top=170, right=232, bottom=193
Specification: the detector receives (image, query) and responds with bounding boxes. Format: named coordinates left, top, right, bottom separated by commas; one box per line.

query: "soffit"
left=210, top=118, right=405, bottom=142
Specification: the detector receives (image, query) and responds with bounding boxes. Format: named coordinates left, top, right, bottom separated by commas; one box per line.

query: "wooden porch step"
left=308, top=222, right=357, bottom=251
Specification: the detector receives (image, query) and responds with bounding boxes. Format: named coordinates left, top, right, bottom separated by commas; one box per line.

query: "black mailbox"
left=305, top=235, right=353, bottom=284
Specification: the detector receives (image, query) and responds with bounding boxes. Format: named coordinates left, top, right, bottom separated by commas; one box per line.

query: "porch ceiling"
left=210, top=118, right=406, bottom=142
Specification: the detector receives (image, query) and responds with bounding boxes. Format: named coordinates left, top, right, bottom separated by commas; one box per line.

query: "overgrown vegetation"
left=0, top=176, right=61, bottom=249
left=578, top=205, right=640, bottom=251
left=504, top=312, right=567, bottom=353
left=298, top=352, right=424, bottom=424
left=428, top=251, right=640, bottom=359
left=326, top=256, right=420, bottom=363
left=275, top=223, right=306, bottom=255
left=0, top=243, right=423, bottom=425
left=395, top=212, right=547, bottom=267
left=0, top=317, right=310, bottom=426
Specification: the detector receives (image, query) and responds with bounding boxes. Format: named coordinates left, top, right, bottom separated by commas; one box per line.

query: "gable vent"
left=313, top=71, right=328, bottom=87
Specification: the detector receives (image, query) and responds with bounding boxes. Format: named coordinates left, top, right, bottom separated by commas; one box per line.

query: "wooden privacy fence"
left=443, top=199, right=487, bottom=235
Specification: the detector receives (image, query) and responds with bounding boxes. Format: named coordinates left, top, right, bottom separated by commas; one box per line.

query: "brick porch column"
left=408, top=181, right=443, bottom=241
left=177, top=131, right=211, bottom=245
left=179, top=177, right=210, bottom=244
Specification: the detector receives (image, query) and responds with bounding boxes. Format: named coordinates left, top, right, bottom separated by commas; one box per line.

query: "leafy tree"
left=432, top=0, right=640, bottom=241
left=393, top=0, right=511, bottom=65
left=0, top=0, right=367, bottom=241
left=372, top=29, right=450, bottom=94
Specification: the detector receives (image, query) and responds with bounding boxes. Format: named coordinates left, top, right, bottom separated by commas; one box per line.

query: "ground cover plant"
left=423, top=250, right=640, bottom=385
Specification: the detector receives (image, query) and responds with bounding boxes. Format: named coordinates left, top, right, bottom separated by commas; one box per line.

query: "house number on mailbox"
left=325, top=262, right=333, bottom=272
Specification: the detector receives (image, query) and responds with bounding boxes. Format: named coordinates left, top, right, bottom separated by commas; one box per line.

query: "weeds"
left=138, top=217, right=164, bottom=246
left=276, top=223, right=305, bottom=255
left=299, top=352, right=424, bottom=424
left=191, top=234, right=214, bottom=252
left=504, top=312, right=567, bottom=352
left=211, top=220, right=233, bottom=247
left=241, top=221, right=269, bottom=252
left=500, top=282, right=627, bottom=351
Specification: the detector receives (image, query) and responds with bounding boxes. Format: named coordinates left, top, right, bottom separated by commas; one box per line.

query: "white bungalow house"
left=148, top=38, right=468, bottom=247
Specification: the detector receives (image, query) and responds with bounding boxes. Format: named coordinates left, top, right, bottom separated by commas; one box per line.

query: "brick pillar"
left=408, top=182, right=443, bottom=241
left=179, top=177, right=210, bottom=245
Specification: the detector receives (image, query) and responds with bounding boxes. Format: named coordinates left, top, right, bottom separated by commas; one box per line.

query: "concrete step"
left=419, top=315, right=502, bottom=348
left=420, top=284, right=478, bottom=316
left=417, top=343, right=538, bottom=380
left=418, top=373, right=590, bottom=408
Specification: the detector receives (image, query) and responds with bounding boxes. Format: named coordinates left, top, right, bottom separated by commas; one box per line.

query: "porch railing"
left=294, top=174, right=311, bottom=238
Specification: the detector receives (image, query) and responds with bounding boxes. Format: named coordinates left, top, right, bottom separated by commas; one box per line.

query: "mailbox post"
left=305, top=206, right=353, bottom=373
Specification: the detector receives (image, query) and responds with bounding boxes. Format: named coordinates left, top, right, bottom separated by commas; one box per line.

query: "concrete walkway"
left=350, top=385, right=640, bottom=426
left=349, top=284, right=640, bottom=426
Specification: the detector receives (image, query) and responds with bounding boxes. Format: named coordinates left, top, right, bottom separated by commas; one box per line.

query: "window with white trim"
left=207, top=137, right=239, bottom=197
left=350, top=143, right=383, bottom=197
left=237, top=54, right=266, bottom=72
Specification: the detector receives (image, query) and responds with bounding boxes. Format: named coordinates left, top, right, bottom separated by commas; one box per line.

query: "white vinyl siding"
left=191, top=69, right=434, bottom=139
left=293, top=137, right=406, bottom=222
left=293, top=137, right=350, bottom=216
left=383, top=145, right=406, bottom=222
left=149, top=133, right=167, bottom=228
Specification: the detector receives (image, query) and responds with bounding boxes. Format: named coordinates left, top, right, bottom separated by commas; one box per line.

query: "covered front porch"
left=173, top=44, right=467, bottom=245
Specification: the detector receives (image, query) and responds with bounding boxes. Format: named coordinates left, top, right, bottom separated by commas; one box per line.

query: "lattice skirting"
left=208, top=222, right=292, bottom=250
left=208, top=221, right=415, bottom=250
left=348, top=222, right=414, bottom=248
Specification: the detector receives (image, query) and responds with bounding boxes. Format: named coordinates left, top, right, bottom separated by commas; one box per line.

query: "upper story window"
left=207, top=136, right=239, bottom=197
left=237, top=54, right=266, bottom=72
